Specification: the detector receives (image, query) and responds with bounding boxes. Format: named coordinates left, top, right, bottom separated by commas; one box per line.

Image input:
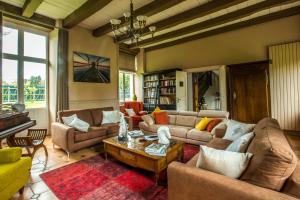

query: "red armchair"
left=120, top=101, right=147, bottom=130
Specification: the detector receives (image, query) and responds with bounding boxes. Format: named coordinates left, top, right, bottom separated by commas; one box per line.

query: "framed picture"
left=73, top=51, right=110, bottom=83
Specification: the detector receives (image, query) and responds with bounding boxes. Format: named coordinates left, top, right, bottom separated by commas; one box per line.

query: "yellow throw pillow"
left=195, top=117, right=212, bottom=131
left=151, top=107, right=161, bottom=118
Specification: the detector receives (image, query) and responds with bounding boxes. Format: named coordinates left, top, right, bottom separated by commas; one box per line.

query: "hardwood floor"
left=3, top=132, right=300, bottom=200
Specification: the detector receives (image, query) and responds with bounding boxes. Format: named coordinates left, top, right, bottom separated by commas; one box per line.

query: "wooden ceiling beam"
left=63, top=0, right=112, bottom=29
left=117, top=0, right=247, bottom=43
left=131, top=0, right=295, bottom=49
left=145, top=6, right=300, bottom=52
left=92, top=0, right=184, bottom=37
left=119, top=43, right=139, bottom=56
left=0, top=1, right=55, bottom=29
left=22, top=0, right=43, bottom=18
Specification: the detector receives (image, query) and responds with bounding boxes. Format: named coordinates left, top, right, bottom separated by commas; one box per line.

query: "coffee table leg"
left=105, top=152, right=108, bottom=160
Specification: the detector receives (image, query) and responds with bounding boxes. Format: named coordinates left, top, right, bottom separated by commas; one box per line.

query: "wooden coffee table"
left=103, top=136, right=184, bottom=185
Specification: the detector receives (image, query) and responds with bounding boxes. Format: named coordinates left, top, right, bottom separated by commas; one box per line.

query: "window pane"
left=3, top=27, right=18, bottom=55
left=24, top=62, right=46, bottom=108
left=119, top=73, right=124, bottom=102
left=24, top=32, right=46, bottom=59
left=2, top=59, right=18, bottom=104
left=124, top=73, right=134, bottom=101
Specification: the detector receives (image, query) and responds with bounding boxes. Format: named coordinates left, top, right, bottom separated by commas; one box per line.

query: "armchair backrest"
left=124, top=102, right=144, bottom=114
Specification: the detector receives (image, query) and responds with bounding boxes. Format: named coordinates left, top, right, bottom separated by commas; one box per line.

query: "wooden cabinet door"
left=228, top=61, right=270, bottom=123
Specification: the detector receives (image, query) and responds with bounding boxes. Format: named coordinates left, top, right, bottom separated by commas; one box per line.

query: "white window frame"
left=1, top=22, right=49, bottom=109
left=119, top=70, right=135, bottom=104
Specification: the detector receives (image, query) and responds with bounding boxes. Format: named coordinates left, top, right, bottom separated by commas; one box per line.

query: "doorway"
left=227, top=61, right=270, bottom=123
left=190, top=70, right=220, bottom=111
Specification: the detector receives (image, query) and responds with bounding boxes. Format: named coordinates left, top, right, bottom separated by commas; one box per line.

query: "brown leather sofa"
left=168, top=118, right=300, bottom=200
left=51, top=107, right=119, bottom=156
left=139, top=110, right=229, bottom=145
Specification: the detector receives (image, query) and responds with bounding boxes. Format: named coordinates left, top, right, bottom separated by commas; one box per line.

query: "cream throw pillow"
left=125, top=108, right=136, bottom=117
left=69, top=117, right=90, bottom=132
left=102, top=111, right=120, bottom=124
left=196, top=146, right=253, bottom=179
left=226, top=132, right=255, bottom=152
left=142, top=115, right=155, bottom=126
left=223, top=120, right=255, bottom=141
left=62, top=114, right=77, bottom=126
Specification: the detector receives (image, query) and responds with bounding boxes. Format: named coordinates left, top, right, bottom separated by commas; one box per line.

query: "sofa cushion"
left=74, top=127, right=107, bottom=142
left=226, top=132, right=254, bottom=153
left=154, top=111, right=169, bottom=124
left=168, top=115, right=176, bottom=125
left=176, top=115, right=196, bottom=127
left=196, top=146, right=253, bottom=179
left=59, top=109, right=94, bottom=125
left=198, top=110, right=229, bottom=119
left=282, top=163, right=300, bottom=198
left=139, top=121, right=150, bottom=132
left=170, top=126, right=191, bottom=138
left=142, top=115, right=154, bottom=126
left=206, top=138, right=232, bottom=150
left=195, top=117, right=212, bottom=131
left=101, top=123, right=119, bottom=134
left=223, top=120, right=255, bottom=141
left=0, top=157, right=31, bottom=191
left=187, top=129, right=213, bottom=142
left=241, top=119, right=298, bottom=191
left=90, top=107, right=113, bottom=125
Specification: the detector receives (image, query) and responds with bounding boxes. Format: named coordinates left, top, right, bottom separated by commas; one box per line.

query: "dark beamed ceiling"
left=1, top=0, right=300, bottom=52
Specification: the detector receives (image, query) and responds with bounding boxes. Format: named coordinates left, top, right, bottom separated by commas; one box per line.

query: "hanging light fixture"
left=110, top=0, right=156, bottom=44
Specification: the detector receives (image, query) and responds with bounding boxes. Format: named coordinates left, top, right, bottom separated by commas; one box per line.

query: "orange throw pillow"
left=154, top=111, right=168, bottom=125
left=206, top=119, right=222, bottom=132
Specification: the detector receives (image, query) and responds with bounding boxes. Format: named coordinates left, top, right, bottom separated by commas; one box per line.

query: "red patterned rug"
left=40, top=144, right=198, bottom=200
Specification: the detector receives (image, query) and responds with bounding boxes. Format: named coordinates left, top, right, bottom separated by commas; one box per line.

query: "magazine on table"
left=128, top=130, right=144, bottom=137
left=145, top=143, right=168, bottom=156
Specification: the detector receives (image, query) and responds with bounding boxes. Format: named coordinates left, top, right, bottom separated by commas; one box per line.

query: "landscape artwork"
left=73, top=52, right=110, bottom=83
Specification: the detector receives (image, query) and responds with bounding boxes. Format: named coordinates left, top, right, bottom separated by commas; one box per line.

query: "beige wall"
left=68, top=26, right=119, bottom=109
left=145, top=14, right=300, bottom=71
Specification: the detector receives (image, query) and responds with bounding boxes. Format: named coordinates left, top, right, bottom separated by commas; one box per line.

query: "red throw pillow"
left=206, top=119, right=222, bottom=132
left=154, top=111, right=168, bottom=124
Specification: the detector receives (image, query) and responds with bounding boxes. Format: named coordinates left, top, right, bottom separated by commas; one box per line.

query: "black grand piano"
left=0, top=111, right=36, bottom=148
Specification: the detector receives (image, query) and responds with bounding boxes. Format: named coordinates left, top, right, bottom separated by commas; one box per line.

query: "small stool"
left=7, top=129, right=48, bottom=159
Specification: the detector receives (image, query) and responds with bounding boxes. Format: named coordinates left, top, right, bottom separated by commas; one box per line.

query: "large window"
left=119, top=71, right=135, bottom=103
left=1, top=25, right=48, bottom=108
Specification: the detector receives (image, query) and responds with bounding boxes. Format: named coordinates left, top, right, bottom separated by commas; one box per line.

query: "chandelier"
left=110, top=0, right=156, bottom=44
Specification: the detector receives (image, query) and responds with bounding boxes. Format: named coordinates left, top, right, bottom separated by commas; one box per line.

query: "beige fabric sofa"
left=51, top=107, right=119, bottom=156
left=139, top=110, right=229, bottom=145
left=168, top=118, right=300, bottom=200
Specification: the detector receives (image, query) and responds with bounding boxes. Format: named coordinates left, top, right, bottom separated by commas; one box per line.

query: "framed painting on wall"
left=73, top=51, right=110, bottom=83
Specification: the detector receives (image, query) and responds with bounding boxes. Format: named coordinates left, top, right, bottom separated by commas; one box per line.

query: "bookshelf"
left=143, top=69, right=181, bottom=111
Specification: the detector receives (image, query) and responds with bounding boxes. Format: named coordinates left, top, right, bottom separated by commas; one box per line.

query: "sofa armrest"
left=211, top=122, right=227, bottom=138
left=124, top=116, right=133, bottom=131
left=0, top=147, right=22, bottom=164
left=168, top=162, right=297, bottom=200
left=51, top=122, right=75, bottom=152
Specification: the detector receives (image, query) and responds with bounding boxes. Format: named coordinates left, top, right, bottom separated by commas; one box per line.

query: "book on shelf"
left=145, top=143, right=168, bottom=156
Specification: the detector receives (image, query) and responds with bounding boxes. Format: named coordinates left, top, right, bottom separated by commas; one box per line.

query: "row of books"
left=145, top=143, right=168, bottom=156
left=160, top=87, right=176, bottom=94
left=160, top=96, right=174, bottom=105
left=145, top=75, right=159, bottom=81
left=144, top=88, right=157, bottom=98
left=145, top=81, right=159, bottom=88
left=144, top=99, right=157, bottom=104
left=160, top=80, right=176, bottom=86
